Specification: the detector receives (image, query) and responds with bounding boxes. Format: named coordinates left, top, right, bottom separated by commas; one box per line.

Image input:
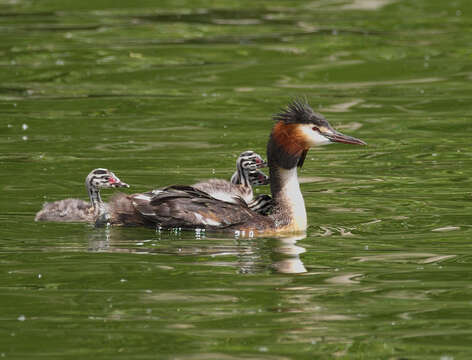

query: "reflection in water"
left=271, top=235, right=307, bottom=274
left=87, top=228, right=307, bottom=274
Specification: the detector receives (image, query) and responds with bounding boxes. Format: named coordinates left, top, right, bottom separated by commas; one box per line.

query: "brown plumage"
left=107, top=186, right=273, bottom=231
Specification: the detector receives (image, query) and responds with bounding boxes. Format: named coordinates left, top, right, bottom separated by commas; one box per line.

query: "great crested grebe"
left=105, top=100, right=366, bottom=233
left=193, top=150, right=268, bottom=205
left=35, top=168, right=129, bottom=226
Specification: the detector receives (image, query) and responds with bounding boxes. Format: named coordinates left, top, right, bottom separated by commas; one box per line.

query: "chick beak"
left=256, top=158, right=267, bottom=168
left=109, top=175, right=130, bottom=188
left=116, top=181, right=130, bottom=188
left=259, top=172, right=269, bottom=185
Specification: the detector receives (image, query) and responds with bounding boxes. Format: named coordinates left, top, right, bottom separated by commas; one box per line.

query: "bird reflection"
left=87, top=228, right=307, bottom=274
left=271, top=235, right=307, bottom=274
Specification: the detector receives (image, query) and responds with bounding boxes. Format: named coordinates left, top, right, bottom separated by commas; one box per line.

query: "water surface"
left=1, top=0, right=472, bottom=358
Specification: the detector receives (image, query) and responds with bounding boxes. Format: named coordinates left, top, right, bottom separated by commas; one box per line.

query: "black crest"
left=273, top=98, right=327, bottom=126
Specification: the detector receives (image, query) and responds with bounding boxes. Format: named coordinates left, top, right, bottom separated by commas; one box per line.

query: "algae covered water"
left=1, top=0, right=472, bottom=358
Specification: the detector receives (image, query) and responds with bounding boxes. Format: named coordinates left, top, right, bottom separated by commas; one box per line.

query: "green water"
left=2, top=0, right=472, bottom=358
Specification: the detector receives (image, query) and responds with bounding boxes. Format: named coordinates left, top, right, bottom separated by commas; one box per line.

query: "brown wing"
left=130, top=185, right=266, bottom=230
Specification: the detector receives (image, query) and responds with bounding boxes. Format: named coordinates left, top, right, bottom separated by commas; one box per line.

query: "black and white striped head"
left=85, top=168, right=129, bottom=191
left=248, top=169, right=269, bottom=186
left=237, top=151, right=267, bottom=171
left=230, top=151, right=268, bottom=185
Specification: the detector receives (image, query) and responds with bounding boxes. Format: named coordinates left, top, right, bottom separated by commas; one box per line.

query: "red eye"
left=108, top=177, right=116, bottom=184
left=312, top=126, right=319, bottom=132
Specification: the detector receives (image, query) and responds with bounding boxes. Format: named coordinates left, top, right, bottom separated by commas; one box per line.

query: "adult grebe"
left=35, top=168, right=129, bottom=225
left=107, top=100, right=366, bottom=233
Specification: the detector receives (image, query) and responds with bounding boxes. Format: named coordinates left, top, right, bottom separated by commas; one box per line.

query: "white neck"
left=272, top=166, right=307, bottom=231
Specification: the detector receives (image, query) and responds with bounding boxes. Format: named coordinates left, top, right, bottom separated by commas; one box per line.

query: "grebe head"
left=238, top=151, right=267, bottom=170
left=85, top=168, right=130, bottom=191
left=85, top=168, right=129, bottom=215
left=231, top=151, right=268, bottom=185
left=270, top=99, right=366, bottom=169
left=248, top=169, right=269, bottom=186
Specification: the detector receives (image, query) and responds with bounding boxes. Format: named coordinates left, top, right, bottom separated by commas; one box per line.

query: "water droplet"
left=38, top=274, right=42, bottom=279
left=17, top=315, right=26, bottom=321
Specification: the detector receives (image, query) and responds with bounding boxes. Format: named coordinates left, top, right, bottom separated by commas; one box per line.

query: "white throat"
left=276, top=166, right=307, bottom=231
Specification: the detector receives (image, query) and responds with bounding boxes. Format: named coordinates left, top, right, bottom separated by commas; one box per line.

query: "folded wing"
left=129, top=185, right=267, bottom=230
